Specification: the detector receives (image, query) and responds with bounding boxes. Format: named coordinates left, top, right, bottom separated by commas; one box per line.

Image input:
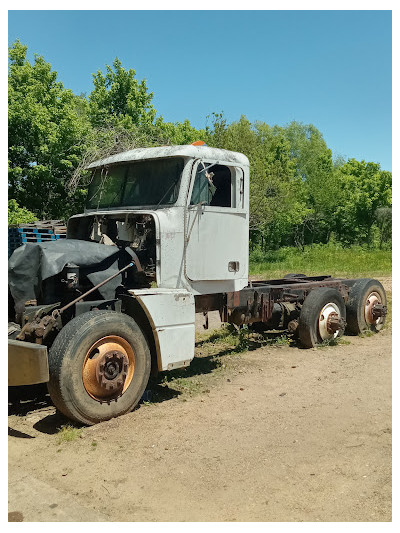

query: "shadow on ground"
left=8, top=384, right=51, bottom=417
left=8, top=329, right=299, bottom=427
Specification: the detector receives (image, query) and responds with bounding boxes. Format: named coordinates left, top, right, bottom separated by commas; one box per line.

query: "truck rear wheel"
left=298, top=288, right=346, bottom=348
left=47, top=310, right=151, bottom=425
left=345, top=278, right=387, bottom=335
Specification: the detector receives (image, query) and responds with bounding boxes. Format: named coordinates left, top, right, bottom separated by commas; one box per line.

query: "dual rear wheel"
left=298, top=279, right=387, bottom=348
left=345, top=278, right=387, bottom=335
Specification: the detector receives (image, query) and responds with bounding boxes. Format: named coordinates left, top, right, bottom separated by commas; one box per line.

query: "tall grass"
left=249, top=244, right=391, bottom=279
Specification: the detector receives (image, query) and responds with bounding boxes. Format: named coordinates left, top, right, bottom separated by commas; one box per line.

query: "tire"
left=346, top=278, right=387, bottom=335
left=298, top=288, right=346, bottom=348
left=47, top=310, right=151, bottom=425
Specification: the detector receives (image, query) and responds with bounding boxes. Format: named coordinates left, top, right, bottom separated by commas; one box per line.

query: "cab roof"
left=86, top=145, right=249, bottom=169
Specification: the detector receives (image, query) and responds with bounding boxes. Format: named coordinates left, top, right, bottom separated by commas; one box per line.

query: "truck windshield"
left=86, top=157, right=185, bottom=209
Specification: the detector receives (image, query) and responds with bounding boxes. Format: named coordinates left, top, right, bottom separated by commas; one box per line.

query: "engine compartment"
left=68, top=213, right=157, bottom=281
left=8, top=213, right=158, bottom=326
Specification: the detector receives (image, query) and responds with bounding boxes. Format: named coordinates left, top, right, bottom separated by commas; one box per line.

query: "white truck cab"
left=69, top=144, right=250, bottom=295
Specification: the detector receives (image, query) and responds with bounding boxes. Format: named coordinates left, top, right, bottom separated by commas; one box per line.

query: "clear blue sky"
left=8, top=10, right=392, bottom=170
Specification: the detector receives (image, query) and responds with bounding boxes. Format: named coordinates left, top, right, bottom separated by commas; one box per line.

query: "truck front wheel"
left=47, top=310, right=151, bottom=425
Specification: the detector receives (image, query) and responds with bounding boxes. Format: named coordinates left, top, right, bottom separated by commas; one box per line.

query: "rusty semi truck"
left=8, top=144, right=387, bottom=425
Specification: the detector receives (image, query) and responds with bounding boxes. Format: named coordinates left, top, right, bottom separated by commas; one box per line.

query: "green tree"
left=8, top=40, right=90, bottom=219
left=333, top=159, right=392, bottom=246
left=153, top=117, right=205, bottom=146
left=8, top=199, right=37, bottom=225
left=205, top=115, right=307, bottom=248
left=284, top=121, right=338, bottom=246
left=88, top=58, right=156, bottom=129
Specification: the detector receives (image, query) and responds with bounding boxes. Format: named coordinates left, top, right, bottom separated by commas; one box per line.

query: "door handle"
left=228, top=261, right=240, bottom=272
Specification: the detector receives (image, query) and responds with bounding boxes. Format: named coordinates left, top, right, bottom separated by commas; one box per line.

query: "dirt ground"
left=8, top=281, right=392, bottom=522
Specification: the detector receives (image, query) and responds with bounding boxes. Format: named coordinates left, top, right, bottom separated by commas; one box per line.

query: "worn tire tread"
left=298, top=288, right=346, bottom=348
left=346, top=278, right=387, bottom=335
left=47, top=310, right=151, bottom=425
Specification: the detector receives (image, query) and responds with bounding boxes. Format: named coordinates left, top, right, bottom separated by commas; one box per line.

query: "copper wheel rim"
left=82, top=335, right=135, bottom=402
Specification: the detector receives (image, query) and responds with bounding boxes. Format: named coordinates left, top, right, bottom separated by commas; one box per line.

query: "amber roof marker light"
left=191, top=140, right=207, bottom=146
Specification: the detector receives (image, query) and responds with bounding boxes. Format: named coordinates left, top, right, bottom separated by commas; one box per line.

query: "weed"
left=317, top=336, right=350, bottom=348
left=270, top=335, right=292, bottom=347
left=198, top=324, right=292, bottom=353
left=91, top=441, right=97, bottom=449
left=359, top=330, right=375, bottom=338
left=164, top=376, right=204, bottom=396
left=56, top=425, right=82, bottom=444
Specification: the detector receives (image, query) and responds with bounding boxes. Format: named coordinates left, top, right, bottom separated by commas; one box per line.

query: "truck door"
left=185, top=160, right=248, bottom=282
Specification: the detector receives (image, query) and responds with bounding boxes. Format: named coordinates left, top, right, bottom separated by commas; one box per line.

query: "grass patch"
left=317, top=336, right=351, bottom=348
left=196, top=324, right=251, bottom=353
left=160, top=375, right=206, bottom=397
left=249, top=245, right=391, bottom=279
left=359, top=330, right=375, bottom=338
left=196, top=324, right=292, bottom=352
left=56, top=425, right=82, bottom=444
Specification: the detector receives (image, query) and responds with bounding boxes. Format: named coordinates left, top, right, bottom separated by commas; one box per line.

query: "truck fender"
left=122, top=289, right=195, bottom=372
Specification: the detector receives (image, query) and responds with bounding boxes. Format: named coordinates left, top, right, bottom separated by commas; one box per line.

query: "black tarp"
left=8, top=239, right=132, bottom=308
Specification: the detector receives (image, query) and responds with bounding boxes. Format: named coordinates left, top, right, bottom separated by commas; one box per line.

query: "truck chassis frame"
left=195, top=275, right=355, bottom=326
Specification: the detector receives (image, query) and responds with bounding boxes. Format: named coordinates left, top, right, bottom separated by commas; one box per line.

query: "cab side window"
left=190, top=163, right=233, bottom=207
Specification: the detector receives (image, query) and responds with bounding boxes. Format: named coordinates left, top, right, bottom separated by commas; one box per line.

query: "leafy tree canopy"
left=8, top=199, right=37, bottom=225
left=88, top=58, right=156, bottom=129
left=8, top=40, right=90, bottom=219
left=8, top=41, right=392, bottom=249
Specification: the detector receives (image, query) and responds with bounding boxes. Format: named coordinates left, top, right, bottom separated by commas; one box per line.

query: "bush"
left=8, top=199, right=37, bottom=225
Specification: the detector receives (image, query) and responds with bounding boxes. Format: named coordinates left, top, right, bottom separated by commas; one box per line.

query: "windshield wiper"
left=155, top=179, right=180, bottom=207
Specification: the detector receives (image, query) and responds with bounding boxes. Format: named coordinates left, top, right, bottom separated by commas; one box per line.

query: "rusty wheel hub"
left=326, top=312, right=346, bottom=334
left=319, top=303, right=344, bottom=340
left=96, top=350, right=129, bottom=391
left=82, top=336, right=135, bottom=402
left=365, top=292, right=386, bottom=325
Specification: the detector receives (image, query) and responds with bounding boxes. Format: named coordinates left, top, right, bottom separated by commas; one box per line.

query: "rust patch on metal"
left=326, top=312, right=345, bottom=334
left=365, top=292, right=386, bottom=325
left=82, top=335, right=135, bottom=402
